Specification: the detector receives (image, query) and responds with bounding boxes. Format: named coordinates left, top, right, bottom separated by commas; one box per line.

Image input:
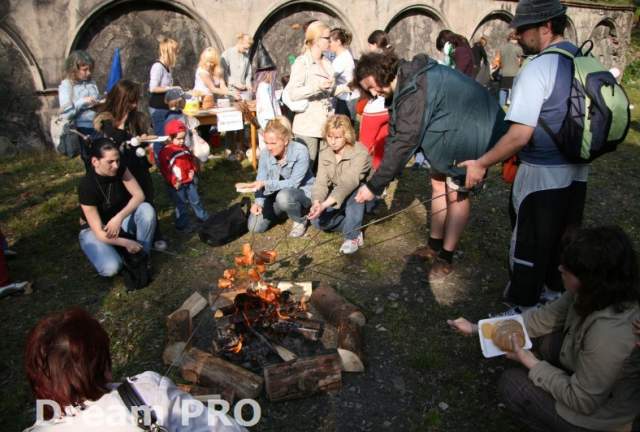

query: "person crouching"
left=159, top=119, right=209, bottom=232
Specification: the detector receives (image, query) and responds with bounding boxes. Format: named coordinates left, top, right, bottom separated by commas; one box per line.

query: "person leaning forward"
left=353, top=51, right=507, bottom=280
left=459, top=0, right=589, bottom=313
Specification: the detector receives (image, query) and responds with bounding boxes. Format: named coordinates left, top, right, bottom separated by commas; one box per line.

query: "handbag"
left=191, top=132, right=210, bottom=162
left=282, top=56, right=309, bottom=113
left=199, top=197, right=251, bottom=246
left=51, top=82, right=82, bottom=157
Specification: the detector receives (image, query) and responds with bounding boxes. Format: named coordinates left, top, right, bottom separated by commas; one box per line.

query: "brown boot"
left=406, top=245, right=439, bottom=262
left=428, top=257, right=454, bottom=281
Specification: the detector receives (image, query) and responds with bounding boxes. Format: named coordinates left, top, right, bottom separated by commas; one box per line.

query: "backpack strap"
left=117, top=378, right=166, bottom=431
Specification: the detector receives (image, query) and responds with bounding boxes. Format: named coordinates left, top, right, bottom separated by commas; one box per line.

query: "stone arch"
left=470, top=11, right=513, bottom=62
left=69, top=0, right=220, bottom=93
left=564, top=16, right=578, bottom=44
left=251, top=0, right=357, bottom=81
left=589, top=18, right=620, bottom=69
left=0, top=24, right=47, bottom=153
left=385, top=5, right=448, bottom=60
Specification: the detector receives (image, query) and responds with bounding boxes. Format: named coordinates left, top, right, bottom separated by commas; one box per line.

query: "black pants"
left=498, top=333, right=595, bottom=432
left=508, top=181, right=586, bottom=306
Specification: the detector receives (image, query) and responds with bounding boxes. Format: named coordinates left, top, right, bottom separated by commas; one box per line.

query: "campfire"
left=162, top=244, right=366, bottom=402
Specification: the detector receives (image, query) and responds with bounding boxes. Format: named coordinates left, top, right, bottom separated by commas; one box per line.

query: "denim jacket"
left=58, top=79, right=100, bottom=129
left=254, top=139, right=314, bottom=207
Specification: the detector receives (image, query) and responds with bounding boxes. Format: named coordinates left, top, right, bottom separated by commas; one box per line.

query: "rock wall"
left=0, top=0, right=635, bottom=155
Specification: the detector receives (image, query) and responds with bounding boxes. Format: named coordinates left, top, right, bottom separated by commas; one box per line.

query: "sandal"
left=428, top=257, right=454, bottom=281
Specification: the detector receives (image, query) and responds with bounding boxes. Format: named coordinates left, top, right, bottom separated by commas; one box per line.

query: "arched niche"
left=0, top=27, right=46, bottom=152
left=385, top=7, right=446, bottom=60
left=564, top=16, right=578, bottom=44
left=470, top=12, right=513, bottom=62
left=72, top=1, right=217, bottom=95
left=590, top=19, right=620, bottom=69
left=252, top=2, right=349, bottom=82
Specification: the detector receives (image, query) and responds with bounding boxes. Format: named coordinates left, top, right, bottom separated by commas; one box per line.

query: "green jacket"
left=367, top=54, right=507, bottom=195
left=524, top=292, right=640, bottom=431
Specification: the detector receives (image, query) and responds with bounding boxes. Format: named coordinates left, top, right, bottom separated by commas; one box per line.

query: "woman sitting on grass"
left=78, top=138, right=155, bottom=277
left=307, top=114, right=371, bottom=254
left=243, top=116, right=314, bottom=237
left=448, top=226, right=640, bottom=432
left=24, top=307, right=244, bottom=431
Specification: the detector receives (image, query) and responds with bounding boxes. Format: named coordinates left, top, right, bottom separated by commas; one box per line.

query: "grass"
left=2, top=46, right=640, bottom=432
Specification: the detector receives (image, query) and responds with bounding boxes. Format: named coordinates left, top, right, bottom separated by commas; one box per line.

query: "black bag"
left=116, top=233, right=152, bottom=291
left=58, top=125, right=83, bottom=158
left=199, top=197, right=251, bottom=246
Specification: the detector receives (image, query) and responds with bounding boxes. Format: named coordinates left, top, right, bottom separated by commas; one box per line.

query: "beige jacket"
left=289, top=52, right=335, bottom=138
left=523, top=292, right=640, bottom=431
left=312, top=142, right=371, bottom=207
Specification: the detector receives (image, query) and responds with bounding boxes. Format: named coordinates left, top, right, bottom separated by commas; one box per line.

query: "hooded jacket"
left=366, top=54, right=507, bottom=195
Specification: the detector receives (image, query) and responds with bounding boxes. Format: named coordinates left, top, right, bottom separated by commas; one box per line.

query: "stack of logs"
left=163, top=283, right=366, bottom=402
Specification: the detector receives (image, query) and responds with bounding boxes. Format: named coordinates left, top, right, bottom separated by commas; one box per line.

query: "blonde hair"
left=198, top=47, right=220, bottom=75
left=324, top=114, right=355, bottom=146
left=303, top=21, right=330, bottom=52
left=264, top=116, right=293, bottom=142
left=158, top=37, right=178, bottom=68
left=64, top=50, right=94, bottom=81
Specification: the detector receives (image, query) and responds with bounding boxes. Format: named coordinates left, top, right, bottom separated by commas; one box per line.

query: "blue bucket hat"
left=511, top=0, right=567, bottom=29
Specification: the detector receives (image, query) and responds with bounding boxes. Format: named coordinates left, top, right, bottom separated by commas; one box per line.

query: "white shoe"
left=0, top=281, right=32, bottom=298
left=495, top=303, right=541, bottom=317
left=539, top=287, right=562, bottom=304
left=153, top=240, right=168, bottom=251
left=288, top=221, right=307, bottom=238
left=339, top=232, right=364, bottom=254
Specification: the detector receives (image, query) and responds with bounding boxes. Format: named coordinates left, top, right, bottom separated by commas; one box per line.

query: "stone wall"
left=0, top=0, right=636, bottom=154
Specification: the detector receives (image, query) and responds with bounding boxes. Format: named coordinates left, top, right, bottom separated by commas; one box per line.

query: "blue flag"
left=106, top=48, right=122, bottom=92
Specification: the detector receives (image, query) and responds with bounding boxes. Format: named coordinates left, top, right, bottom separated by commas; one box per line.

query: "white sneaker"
left=0, top=281, right=32, bottom=298
left=153, top=240, right=168, bottom=251
left=539, top=287, right=562, bottom=304
left=288, top=221, right=307, bottom=238
left=339, top=232, right=364, bottom=255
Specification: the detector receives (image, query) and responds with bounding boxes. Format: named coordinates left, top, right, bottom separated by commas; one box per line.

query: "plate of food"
left=138, top=135, right=168, bottom=143
left=235, top=183, right=258, bottom=193
left=478, top=315, right=532, bottom=358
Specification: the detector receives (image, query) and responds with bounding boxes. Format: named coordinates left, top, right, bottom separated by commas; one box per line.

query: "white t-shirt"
left=24, top=372, right=245, bottom=432
left=332, top=50, right=359, bottom=101
left=193, top=67, right=221, bottom=96
left=363, top=96, right=387, bottom=114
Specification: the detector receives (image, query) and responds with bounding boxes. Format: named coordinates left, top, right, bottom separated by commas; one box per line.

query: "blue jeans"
left=79, top=202, right=156, bottom=277
left=311, top=190, right=364, bottom=240
left=248, top=188, right=311, bottom=233
left=499, top=88, right=510, bottom=107
left=149, top=107, right=170, bottom=136
left=167, top=181, right=209, bottom=230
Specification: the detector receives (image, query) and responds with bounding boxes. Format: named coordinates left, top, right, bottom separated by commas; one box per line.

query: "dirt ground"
left=1, top=88, right=639, bottom=430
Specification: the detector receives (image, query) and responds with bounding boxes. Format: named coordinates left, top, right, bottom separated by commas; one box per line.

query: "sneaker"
left=3, top=249, right=17, bottom=258
left=0, top=281, right=32, bottom=298
left=289, top=220, right=308, bottom=238
left=539, top=286, right=562, bottom=304
left=339, top=233, right=363, bottom=254
left=153, top=240, right=168, bottom=252
left=494, top=303, right=541, bottom=317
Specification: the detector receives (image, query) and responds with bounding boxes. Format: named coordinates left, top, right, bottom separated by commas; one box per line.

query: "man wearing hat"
left=460, top=0, right=588, bottom=312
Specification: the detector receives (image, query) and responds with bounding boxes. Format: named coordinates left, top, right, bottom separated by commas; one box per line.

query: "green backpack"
left=538, top=41, right=630, bottom=162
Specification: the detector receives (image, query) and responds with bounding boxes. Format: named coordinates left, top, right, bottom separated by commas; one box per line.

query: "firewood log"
left=263, top=353, right=342, bottom=401
left=166, top=309, right=192, bottom=346
left=310, top=283, right=366, bottom=327
left=337, top=320, right=364, bottom=372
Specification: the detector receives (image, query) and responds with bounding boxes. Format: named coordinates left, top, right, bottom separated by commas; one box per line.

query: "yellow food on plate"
left=492, top=319, right=526, bottom=352
left=481, top=322, right=495, bottom=339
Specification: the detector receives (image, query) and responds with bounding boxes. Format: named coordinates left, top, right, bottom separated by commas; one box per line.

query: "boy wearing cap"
left=159, top=119, right=209, bottom=232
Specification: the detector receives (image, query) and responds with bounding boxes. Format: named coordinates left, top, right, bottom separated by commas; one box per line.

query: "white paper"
left=477, top=314, right=532, bottom=358
left=217, top=110, right=244, bottom=132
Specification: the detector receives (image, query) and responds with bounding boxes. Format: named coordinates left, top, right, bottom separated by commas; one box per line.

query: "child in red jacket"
left=159, top=119, right=209, bottom=231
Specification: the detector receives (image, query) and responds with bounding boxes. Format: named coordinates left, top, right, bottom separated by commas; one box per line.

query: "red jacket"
left=158, top=143, right=198, bottom=188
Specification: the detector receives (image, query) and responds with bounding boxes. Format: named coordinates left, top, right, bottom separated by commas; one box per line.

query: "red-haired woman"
left=24, top=307, right=245, bottom=431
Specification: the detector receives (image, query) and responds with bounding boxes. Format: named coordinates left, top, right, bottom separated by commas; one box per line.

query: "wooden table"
left=186, top=106, right=258, bottom=170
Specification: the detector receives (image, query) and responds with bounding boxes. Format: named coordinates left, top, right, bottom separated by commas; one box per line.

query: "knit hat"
left=511, top=0, right=567, bottom=29
left=164, top=87, right=185, bottom=104
left=164, top=119, right=187, bottom=136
